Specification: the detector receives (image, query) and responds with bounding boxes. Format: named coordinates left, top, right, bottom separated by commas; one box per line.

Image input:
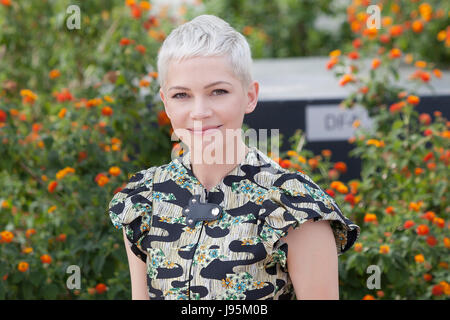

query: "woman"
left=108, top=14, right=360, bottom=300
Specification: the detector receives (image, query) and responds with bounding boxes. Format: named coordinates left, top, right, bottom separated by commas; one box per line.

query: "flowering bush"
left=0, top=0, right=183, bottom=299
left=280, top=0, right=449, bottom=299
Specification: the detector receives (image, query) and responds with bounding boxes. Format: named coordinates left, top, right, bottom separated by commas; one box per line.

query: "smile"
left=188, top=125, right=222, bottom=135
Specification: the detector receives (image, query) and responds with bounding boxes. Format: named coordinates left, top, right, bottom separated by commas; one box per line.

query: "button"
left=211, top=208, right=219, bottom=216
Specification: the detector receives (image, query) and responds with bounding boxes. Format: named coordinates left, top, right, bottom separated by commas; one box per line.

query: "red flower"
left=423, top=129, right=433, bottom=136
left=48, top=181, right=58, bottom=193
left=95, top=283, right=107, bottom=294
left=344, top=193, right=355, bottom=206
left=403, top=220, right=415, bottom=229
left=426, top=236, right=437, bottom=247
left=419, top=113, right=431, bottom=125
left=431, top=284, right=444, bottom=296
left=423, top=151, right=434, bottom=162
left=326, top=188, right=335, bottom=198
left=416, top=224, right=429, bottom=236
left=348, top=51, right=360, bottom=60
left=0, top=110, right=7, bottom=122
left=352, top=38, right=362, bottom=49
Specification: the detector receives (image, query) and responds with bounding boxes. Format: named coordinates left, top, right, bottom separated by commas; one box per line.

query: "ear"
left=245, top=81, right=259, bottom=114
left=160, top=88, right=171, bottom=120
left=159, top=87, right=166, bottom=105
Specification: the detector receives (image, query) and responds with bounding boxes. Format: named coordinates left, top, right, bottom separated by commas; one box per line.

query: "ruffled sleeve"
left=107, top=166, right=157, bottom=263
left=258, top=171, right=360, bottom=265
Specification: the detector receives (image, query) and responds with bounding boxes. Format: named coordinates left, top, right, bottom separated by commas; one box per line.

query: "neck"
left=189, top=141, right=249, bottom=192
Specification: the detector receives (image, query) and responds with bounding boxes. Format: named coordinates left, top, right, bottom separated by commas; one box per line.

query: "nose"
left=190, top=97, right=212, bottom=119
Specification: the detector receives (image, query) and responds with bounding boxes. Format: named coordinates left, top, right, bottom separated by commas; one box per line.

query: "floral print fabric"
left=107, top=146, right=360, bottom=300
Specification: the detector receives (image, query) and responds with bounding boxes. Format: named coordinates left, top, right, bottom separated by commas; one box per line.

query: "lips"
left=188, top=125, right=222, bottom=132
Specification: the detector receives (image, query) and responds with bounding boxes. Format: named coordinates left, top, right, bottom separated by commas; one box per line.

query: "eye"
left=172, top=92, right=188, bottom=99
left=212, top=89, right=228, bottom=95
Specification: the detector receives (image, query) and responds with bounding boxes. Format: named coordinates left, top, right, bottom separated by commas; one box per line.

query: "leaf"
left=392, top=120, right=403, bottom=130
left=93, top=254, right=106, bottom=274
left=43, top=283, right=59, bottom=300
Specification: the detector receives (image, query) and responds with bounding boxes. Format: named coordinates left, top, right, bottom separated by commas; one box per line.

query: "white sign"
left=305, top=104, right=373, bottom=142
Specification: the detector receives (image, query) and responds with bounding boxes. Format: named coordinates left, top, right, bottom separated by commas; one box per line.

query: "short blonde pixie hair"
left=157, top=14, right=254, bottom=91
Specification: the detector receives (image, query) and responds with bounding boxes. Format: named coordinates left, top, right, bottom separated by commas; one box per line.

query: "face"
left=160, top=55, right=259, bottom=157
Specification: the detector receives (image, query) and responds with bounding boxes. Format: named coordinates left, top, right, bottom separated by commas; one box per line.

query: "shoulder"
left=107, top=165, right=158, bottom=229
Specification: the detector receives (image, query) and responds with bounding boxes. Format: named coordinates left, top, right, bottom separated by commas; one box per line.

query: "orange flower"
left=385, top=206, right=395, bottom=215
left=421, top=211, right=435, bottom=221
left=389, top=25, right=403, bottom=37
left=379, top=245, right=390, bottom=254
left=25, top=228, right=36, bottom=238
left=416, top=224, right=429, bottom=236
left=364, top=213, right=378, bottom=223
left=157, top=110, right=171, bottom=126
left=389, top=48, right=402, bottom=59
left=49, top=69, right=61, bottom=79
left=139, top=79, right=150, bottom=87
left=57, top=233, right=66, bottom=242
left=20, top=89, right=38, bottom=105
left=135, top=44, right=146, bottom=54
left=109, top=166, right=121, bottom=176
left=17, top=262, right=29, bottom=272
left=414, top=254, right=425, bottom=263
left=329, top=49, right=341, bottom=57
left=433, top=217, right=445, bottom=228
left=432, top=69, right=442, bottom=78
left=40, top=254, right=52, bottom=264
left=362, top=294, right=376, bottom=300
left=334, top=162, right=347, bottom=174
left=409, top=201, right=423, bottom=212
left=389, top=101, right=405, bottom=113
left=411, top=20, right=424, bottom=33
left=371, top=58, right=381, bottom=69
left=407, top=95, right=420, bottom=105
left=354, top=243, right=363, bottom=252
left=95, top=173, right=109, bottom=187
left=443, top=237, right=450, bottom=249
left=58, top=108, right=67, bottom=119
left=0, top=230, right=14, bottom=243
left=101, top=106, right=113, bottom=116
left=326, top=57, right=339, bottom=70
left=48, top=180, right=58, bottom=193
left=22, top=247, right=33, bottom=254
left=339, top=74, right=355, bottom=86
left=139, top=1, right=151, bottom=11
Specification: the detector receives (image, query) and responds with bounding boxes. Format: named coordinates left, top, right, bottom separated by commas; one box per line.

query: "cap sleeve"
left=107, top=166, right=157, bottom=263
left=258, top=171, right=360, bottom=264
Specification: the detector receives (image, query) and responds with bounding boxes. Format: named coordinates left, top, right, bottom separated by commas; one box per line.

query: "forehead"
left=166, top=56, right=238, bottom=85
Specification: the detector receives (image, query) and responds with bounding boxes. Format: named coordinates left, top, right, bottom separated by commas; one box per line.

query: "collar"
left=173, top=145, right=259, bottom=193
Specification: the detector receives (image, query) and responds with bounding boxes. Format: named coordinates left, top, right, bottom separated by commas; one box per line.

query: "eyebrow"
left=168, top=81, right=232, bottom=91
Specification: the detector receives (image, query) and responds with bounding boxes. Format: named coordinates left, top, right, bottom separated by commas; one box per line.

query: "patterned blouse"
left=107, top=145, right=360, bottom=300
